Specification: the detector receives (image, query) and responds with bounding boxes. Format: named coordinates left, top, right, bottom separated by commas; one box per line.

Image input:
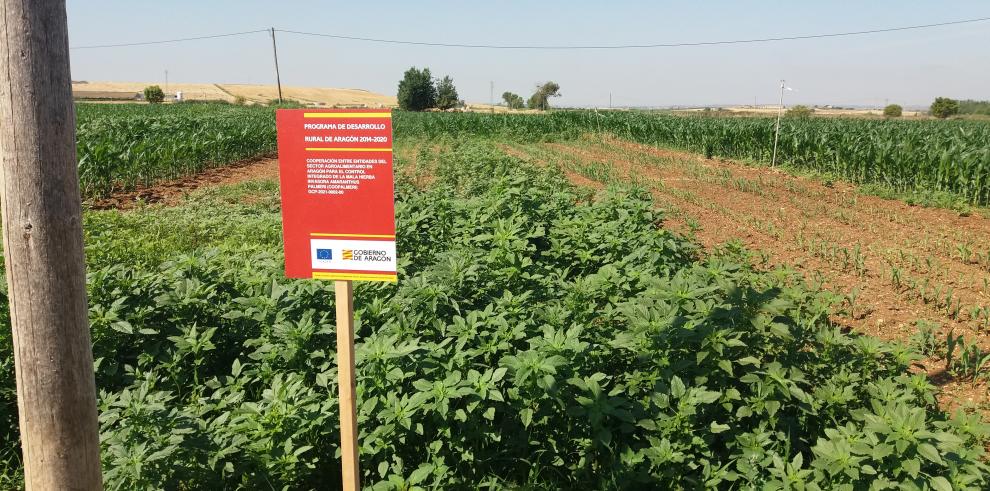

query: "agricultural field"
left=76, top=102, right=278, bottom=198
left=72, top=81, right=398, bottom=107
left=1, top=104, right=989, bottom=488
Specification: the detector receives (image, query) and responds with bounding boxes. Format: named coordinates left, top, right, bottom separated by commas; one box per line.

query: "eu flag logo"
left=316, top=249, right=332, bottom=260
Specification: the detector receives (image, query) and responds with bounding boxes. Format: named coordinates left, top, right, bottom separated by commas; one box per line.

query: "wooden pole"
left=771, top=79, right=784, bottom=167
left=335, top=280, right=360, bottom=490
left=0, top=0, right=103, bottom=489
left=271, top=27, right=284, bottom=104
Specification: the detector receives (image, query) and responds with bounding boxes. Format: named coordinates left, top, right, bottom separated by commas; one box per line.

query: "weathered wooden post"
left=0, top=0, right=103, bottom=488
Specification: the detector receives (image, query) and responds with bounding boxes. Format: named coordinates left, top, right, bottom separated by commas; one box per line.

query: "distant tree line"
left=398, top=68, right=563, bottom=112
left=397, top=67, right=462, bottom=111
left=958, top=99, right=990, bottom=116
left=500, top=82, right=562, bottom=111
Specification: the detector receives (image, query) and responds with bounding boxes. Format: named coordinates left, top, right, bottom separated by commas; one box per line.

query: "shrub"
left=883, top=104, right=903, bottom=118
left=930, top=97, right=960, bottom=119
left=233, top=95, right=247, bottom=106
left=143, top=85, right=165, bottom=104
left=267, top=99, right=304, bottom=108
left=786, top=105, right=814, bottom=118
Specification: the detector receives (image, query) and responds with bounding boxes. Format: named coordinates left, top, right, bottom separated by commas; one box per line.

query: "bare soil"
left=87, top=156, right=279, bottom=210
left=503, top=134, right=990, bottom=414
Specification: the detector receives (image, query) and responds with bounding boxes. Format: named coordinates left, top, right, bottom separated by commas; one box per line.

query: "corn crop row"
left=75, top=103, right=276, bottom=198
left=395, top=111, right=990, bottom=205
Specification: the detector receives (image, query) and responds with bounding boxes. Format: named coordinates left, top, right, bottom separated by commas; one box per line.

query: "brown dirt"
left=87, top=156, right=279, bottom=210
left=503, top=134, right=990, bottom=415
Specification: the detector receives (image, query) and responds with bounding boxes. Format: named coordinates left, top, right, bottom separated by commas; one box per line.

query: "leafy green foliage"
left=393, top=111, right=990, bottom=205
left=435, top=76, right=459, bottom=111
left=930, top=97, right=960, bottom=119
left=1, top=140, right=986, bottom=488
left=502, top=92, right=525, bottom=110
left=958, top=100, right=990, bottom=116
left=143, top=85, right=165, bottom=104
left=884, top=104, right=903, bottom=118
left=786, top=105, right=814, bottom=118
left=397, top=67, right=437, bottom=112
left=528, top=81, right=561, bottom=110
left=74, top=102, right=276, bottom=198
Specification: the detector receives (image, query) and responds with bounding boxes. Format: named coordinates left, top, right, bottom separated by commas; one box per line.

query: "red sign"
left=276, top=109, right=397, bottom=282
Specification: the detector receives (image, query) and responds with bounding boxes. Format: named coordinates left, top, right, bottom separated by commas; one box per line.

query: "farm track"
left=501, top=135, right=990, bottom=412
left=87, top=156, right=278, bottom=210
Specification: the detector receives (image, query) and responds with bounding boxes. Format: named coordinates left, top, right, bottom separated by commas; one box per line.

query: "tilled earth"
left=87, top=155, right=279, bottom=210
left=500, top=134, right=990, bottom=414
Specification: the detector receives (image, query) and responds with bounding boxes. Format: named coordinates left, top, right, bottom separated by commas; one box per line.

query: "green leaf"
left=670, top=376, right=686, bottom=399
left=521, top=408, right=534, bottom=428
left=916, top=443, right=944, bottom=465
left=710, top=422, right=730, bottom=434
left=407, top=464, right=433, bottom=485
left=929, top=476, right=952, bottom=491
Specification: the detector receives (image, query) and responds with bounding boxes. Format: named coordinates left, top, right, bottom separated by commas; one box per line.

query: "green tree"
left=144, top=85, right=165, bottom=104
left=397, top=67, right=437, bottom=111
left=883, top=104, right=903, bottom=118
left=435, top=76, right=459, bottom=110
left=958, top=99, right=990, bottom=115
left=785, top=105, right=813, bottom=118
left=528, top=81, right=561, bottom=110
left=502, top=92, right=525, bottom=110
left=930, top=97, right=960, bottom=119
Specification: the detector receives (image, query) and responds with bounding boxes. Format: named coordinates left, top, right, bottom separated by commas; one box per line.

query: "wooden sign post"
left=276, top=109, right=397, bottom=490
left=0, top=0, right=103, bottom=489
left=335, top=280, right=360, bottom=489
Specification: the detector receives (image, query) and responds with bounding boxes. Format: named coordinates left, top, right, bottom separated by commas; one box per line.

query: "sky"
left=65, top=1, right=990, bottom=108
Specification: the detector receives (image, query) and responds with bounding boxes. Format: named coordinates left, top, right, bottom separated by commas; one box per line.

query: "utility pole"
left=490, top=81, right=494, bottom=113
left=165, top=69, right=169, bottom=99
left=270, top=27, right=283, bottom=103
left=771, top=79, right=785, bottom=167
left=0, top=0, right=102, bottom=489
left=609, top=92, right=612, bottom=109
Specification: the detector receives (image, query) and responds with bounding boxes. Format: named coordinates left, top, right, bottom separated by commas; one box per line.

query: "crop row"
left=75, top=103, right=277, bottom=198
left=395, top=111, right=990, bottom=205
left=72, top=105, right=990, bottom=205
left=1, top=141, right=986, bottom=488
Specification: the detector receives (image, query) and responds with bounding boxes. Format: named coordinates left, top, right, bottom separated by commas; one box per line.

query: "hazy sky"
left=66, top=1, right=990, bottom=108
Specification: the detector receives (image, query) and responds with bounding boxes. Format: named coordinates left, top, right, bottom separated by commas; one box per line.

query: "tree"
left=502, top=92, right=525, bottom=110
left=883, top=104, right=903, bottom=118
left=397, top=67, right=436, bottom=111
left=435, top=76, right=459, bottom=110
left=785, top=105, right=814, bottom=118
left=144, top=85, right=165, bottom=104
left=930, top=97, right=959, bottom=119
left=528, top=81, right=561, bottom=110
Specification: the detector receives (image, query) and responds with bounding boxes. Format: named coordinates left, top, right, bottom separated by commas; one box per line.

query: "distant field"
left=72, top=81, right=397, bottom=107
left=711, top=106, right=925, bottom=118
left=397, top=111, right=990, bottom=205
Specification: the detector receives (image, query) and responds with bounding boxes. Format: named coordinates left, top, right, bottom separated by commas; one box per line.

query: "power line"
left=70, top=29, right=269, bottom=50
left=276, top=16, right=990, bottom=49
left=67, top=16, right=990, bottom=51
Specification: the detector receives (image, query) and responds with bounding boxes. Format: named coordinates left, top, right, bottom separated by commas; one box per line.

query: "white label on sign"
left=310, top=239, right=397, bottom=272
